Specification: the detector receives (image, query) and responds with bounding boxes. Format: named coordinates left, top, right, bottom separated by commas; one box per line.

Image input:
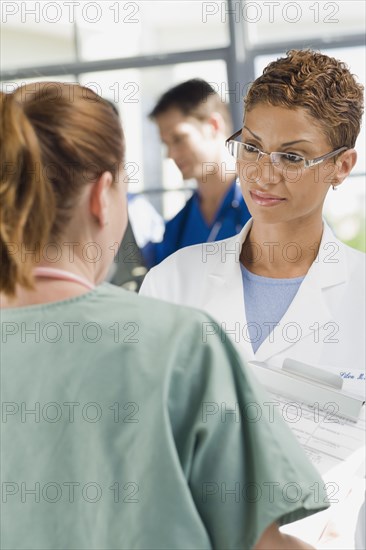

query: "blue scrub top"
left=142, top=179, right=251, bottom=268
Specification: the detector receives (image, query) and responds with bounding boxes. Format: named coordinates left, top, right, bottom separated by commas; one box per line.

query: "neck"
left=241, top=217, right=324, bottom=277
left=0, top=250, right=103, bottom=309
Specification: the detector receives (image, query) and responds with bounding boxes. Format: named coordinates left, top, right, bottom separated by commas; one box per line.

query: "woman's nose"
left=239, top=156, right=282, bottom=186
left=256, top=154, right=283, bottom=184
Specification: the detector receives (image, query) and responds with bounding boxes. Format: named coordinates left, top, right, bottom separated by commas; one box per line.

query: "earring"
left=332, top=185, right=337, bottom=191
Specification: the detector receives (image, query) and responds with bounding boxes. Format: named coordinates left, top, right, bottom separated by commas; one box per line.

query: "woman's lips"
left=250, top=189, right=286, bottom=206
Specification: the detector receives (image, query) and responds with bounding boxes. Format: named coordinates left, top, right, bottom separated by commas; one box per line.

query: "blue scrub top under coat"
left=142, top=179, right=251, bottom=268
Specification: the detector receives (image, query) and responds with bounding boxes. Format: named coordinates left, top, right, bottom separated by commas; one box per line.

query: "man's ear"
left=333, top=149, right=357, bottom=189
left=207, top=112, right=226, bottom=135
left=89, top=171, right=113, bottom=227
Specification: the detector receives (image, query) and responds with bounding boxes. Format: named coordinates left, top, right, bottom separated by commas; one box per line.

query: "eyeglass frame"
left=225, top=129, right=348, bottom=169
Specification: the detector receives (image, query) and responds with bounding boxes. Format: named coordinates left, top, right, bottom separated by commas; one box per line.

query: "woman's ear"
left=333, top=149, right=357, bottom=189
left=89, top=171, right=113, bottom=227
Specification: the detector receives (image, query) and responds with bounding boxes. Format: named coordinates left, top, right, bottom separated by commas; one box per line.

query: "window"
left=0, top=4, right=76, bottom=70
left=242, top=0, right=365, bottom=46
left=1, top=0, right=364, bottom=248
left=77, top=1, right=229, bottom=61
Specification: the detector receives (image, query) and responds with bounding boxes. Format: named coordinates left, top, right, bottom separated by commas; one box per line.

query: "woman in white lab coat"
left=140, top=49, right=365, bottom=383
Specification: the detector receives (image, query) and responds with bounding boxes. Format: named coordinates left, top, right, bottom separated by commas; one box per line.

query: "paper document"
left=248, top=360, right=366, bottom=548
left=269, top=391, right=365, bottom=478
left=248, top=360, right=365, bottom=477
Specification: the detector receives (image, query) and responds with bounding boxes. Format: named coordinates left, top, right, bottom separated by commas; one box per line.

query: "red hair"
left=0, top=82, right=124, bottom=297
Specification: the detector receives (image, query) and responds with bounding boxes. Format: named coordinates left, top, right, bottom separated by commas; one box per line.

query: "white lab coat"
left=140, top=219, right=365, bottom=380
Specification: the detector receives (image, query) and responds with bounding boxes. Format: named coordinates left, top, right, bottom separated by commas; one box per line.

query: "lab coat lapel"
left=202, top=220, right=255, bottom=360
left=254, top=223, right=347, bottom=363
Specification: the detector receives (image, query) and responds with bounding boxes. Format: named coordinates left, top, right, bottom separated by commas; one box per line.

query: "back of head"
left=0, top=82, right=124, bottom=297
left=244, top=49, right=364, bottom=149
left=150, top=78, right=233, bottom=134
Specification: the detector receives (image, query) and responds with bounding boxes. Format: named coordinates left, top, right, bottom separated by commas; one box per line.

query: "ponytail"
left=1, top=82, right=124, bottom=298
left=0, top=92, right=55, bottom=297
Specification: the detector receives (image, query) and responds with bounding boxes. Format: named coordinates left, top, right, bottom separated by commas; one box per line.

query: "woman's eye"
left=283, top=153, right=303, bottom=163
left=243, top=143, right=259, bottom=153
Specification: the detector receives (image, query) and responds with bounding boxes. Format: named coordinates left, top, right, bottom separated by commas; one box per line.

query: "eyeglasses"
left=226, top=129, right=347, bottom=172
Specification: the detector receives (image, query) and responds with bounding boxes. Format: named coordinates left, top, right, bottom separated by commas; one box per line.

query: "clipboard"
left=248, top=358, right=365, bottom=421
left=248, top=358, right=366, bottom=548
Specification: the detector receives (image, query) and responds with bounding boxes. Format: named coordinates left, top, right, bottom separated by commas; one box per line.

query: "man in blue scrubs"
left=142, top=79, right=251, bottom=268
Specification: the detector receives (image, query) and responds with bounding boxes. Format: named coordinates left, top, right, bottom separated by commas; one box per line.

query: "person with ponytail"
left=1, top=82, right=327, bottom=549
left=0, top=83, right=126, bottom=300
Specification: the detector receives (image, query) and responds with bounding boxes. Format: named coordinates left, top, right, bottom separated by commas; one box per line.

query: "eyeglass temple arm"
left=308, top=146, right=348, bottom=166
left=225, top=129, right=243, bottom=145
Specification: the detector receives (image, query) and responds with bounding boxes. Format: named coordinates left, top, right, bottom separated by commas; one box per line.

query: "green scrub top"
left=1, top=283, right=328, bottom=549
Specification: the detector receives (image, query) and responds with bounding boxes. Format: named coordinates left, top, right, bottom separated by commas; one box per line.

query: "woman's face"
left=238, top=103, right=341, bottom=227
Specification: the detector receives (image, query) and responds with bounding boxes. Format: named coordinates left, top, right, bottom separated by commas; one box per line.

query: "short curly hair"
left=244, top=49, right=364, bottom=149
